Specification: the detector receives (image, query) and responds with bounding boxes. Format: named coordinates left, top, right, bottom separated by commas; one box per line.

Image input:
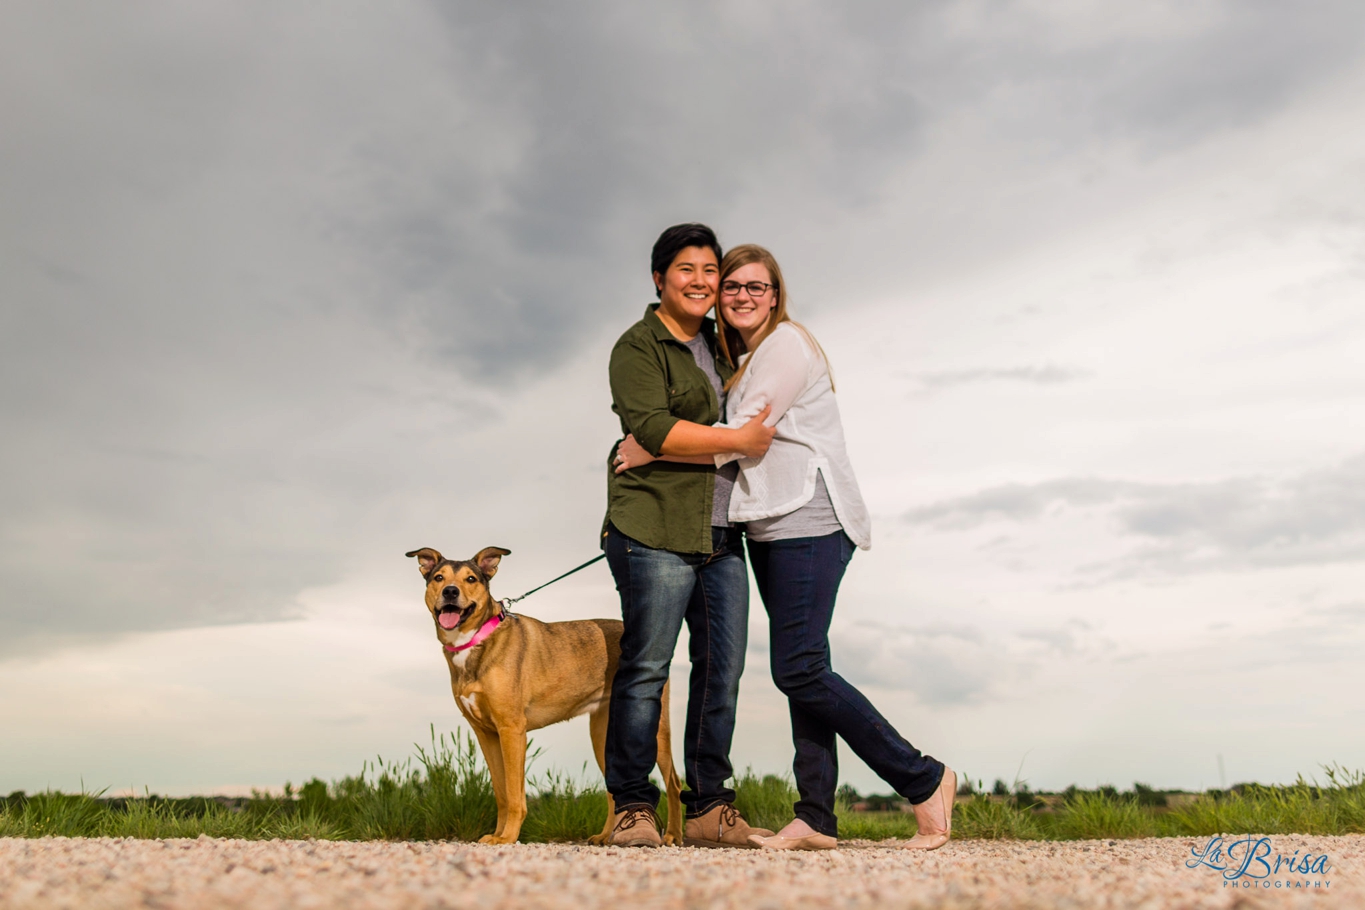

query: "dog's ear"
left=405, top=548, right=444, bottom=578
left=473, top=546, right=511, bottom=579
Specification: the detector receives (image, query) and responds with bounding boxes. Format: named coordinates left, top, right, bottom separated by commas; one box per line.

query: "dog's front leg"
left=472, top=727, right=508, bottom=843
left=588, top=704, right=615, bottom=845
left=481, top=723, right=528, bottom=844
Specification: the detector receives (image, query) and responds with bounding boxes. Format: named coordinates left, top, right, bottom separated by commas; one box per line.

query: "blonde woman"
left=614, top=244, right=955, bottom=851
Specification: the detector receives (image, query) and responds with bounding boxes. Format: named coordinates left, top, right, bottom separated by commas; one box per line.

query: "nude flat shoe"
left=901, top=766, right=955, bottom=851
left=748, top=831, right=838, bottom=851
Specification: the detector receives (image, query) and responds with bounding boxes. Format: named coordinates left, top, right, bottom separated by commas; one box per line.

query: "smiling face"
left=405, top=546, right=510, bottom=640
left=654, top=245, right=719, bottom=332
left=718, top=261, right=777, bottom=341
left=425, top=561, right=488, bottom=633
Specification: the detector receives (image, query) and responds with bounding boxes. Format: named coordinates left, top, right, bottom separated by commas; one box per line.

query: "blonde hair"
left=716, top=244, right=833, bottom=392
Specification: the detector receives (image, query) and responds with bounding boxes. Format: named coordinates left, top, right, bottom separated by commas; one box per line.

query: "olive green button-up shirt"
left=604, top=304, right=734, bottom=555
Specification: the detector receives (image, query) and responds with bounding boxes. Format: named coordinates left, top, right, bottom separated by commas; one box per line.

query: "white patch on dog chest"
left=444, top=628, right=477, bottom=669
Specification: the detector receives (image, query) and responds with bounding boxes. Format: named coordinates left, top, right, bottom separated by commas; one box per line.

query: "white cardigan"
left=717, top=322, right=871, bottom=549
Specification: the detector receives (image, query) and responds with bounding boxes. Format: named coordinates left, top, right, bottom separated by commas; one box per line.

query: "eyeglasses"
left=720, top=280, right=777, bottom=297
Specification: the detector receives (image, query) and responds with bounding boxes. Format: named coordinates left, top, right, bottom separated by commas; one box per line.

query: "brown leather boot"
left=683, top=803, right=774, bottom=848
left=608, top=804, right=663, bottom=848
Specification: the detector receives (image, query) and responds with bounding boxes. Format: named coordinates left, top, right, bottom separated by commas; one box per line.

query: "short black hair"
left=650, top=223, right=722, bottom=297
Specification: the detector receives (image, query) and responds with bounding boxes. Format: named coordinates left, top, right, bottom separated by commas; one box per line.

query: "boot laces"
left=616, top=806, right=657, bottom=832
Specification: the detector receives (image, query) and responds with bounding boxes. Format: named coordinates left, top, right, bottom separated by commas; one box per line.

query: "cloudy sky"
left=4, top=1, right=1365, bottom=798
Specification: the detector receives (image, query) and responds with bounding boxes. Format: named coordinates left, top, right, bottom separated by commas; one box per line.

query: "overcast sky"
left=4, top=1, right=1365, bottom=797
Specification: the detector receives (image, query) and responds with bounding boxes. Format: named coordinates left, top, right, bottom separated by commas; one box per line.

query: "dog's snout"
left=442, top=585, right=459, bottom=602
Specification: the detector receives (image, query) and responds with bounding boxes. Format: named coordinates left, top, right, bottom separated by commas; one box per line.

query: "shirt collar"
left=643, top=303, right=717, bottom=346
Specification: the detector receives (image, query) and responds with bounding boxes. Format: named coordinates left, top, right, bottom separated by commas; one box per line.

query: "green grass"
left=951, top=794, right=1045, bottom=840
left=4, top=738, right=1363, bottom=843
left=731, top=769, right=800, bottom=833
left=1051, top=790, right=1158, bottom=840
left=1162, top=766, right=1365, bottom=837
left=520, top=768, right=609, bottom=843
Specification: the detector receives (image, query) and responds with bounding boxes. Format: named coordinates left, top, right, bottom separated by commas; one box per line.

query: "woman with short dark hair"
left=600, top=223, right=777, bottom=848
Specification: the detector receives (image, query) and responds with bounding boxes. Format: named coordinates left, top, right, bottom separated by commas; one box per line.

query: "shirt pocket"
left=667, top=381, right=713, bottom=424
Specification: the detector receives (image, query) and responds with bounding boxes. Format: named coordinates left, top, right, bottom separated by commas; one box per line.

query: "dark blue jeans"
left=747, top=531, right=944, bottom=837
left=604, top=524, right=749, bottom=815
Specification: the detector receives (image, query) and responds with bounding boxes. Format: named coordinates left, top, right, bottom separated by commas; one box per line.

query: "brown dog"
left=406, top=545, right=684, bottom=845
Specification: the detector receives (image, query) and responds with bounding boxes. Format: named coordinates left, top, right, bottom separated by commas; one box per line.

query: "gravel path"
left=2, top=835, right=1360, bottom=909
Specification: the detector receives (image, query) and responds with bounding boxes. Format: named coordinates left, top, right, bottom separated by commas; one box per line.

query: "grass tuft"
left=11, top=791, right=108, bottom=838
left=952, top=795, right=1043, bottom=840
left=1053, top=791, right=1157, bottom=840
left=730, top=769, right=798, bottom=833
left=522, top=767, right=609, bottom=843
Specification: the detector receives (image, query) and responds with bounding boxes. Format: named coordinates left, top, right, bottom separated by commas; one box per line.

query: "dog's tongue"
left=438, top=611, right=462, bottom=630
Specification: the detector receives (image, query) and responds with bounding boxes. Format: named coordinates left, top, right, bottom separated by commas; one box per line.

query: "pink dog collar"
left=444, top=614, right=502, bottom=653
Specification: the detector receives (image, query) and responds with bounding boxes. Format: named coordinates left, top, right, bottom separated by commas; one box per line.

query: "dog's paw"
left=478, top=834, right=516, bottom=845
left=587, top=833, right=608, bottom=846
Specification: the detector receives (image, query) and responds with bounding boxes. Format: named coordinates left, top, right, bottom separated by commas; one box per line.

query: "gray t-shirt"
left=745, top=471, right=845, bottom=542
left=684, top=333, right=738, bottom=528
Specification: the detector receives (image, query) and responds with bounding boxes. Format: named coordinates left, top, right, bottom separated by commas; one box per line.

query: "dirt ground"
left=1, top=835, right=1360, bottom=909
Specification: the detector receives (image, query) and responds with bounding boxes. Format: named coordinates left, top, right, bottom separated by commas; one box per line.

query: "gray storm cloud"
left=828, top=618, right=1102, bottom=707
left=903, top=454, right=1365, bottom=578
left=4, top=0, right=1365, bottom=657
